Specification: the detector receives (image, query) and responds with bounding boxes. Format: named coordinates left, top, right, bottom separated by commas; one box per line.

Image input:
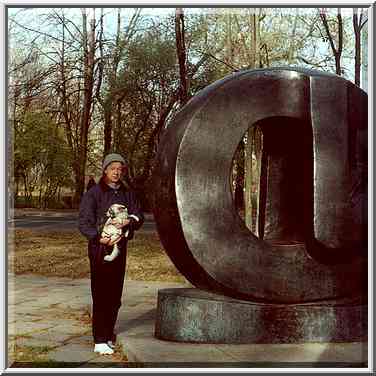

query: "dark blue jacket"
left=78, top=177, right=144, bottom=242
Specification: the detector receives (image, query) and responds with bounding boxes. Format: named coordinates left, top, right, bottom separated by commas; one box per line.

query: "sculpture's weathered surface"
left=152, top=68, right=367, bottom=304
left=155, top=289, right=366, bottom=344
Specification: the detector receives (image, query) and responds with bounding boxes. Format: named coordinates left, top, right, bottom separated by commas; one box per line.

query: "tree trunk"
left=15, top=178, right=19, bottom=201
left=175, top=8, right=189, bottom=105
left=354, top=32, right=361, bottom=86
left=113, top=99, right=122, bottom=152
left=244, top=10, right=261, bottom=231
left=103, top=102, right=113, bottom=155
left=97, top=8, right=112, bottom=156
left=226, top=12, right=234, bottom=65
left=58, top=10, right=84, bottom=207
left=244, top=131, right=254, bottom=231
left=353, top=8, right=363, bottom=86
left=337, top=9, right=343, bottom=75
left=334, top=54, right=341, bottom=75
left=38, top=185, right=42, bottom=208
left=74, top=9, right=96, bottom=207
left=99, top=9, right=141, bottom=160
left=320, top=8, right=343, bottom=76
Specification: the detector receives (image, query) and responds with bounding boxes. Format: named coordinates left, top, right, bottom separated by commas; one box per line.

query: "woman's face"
left=104, top=162, right=124, bottom=184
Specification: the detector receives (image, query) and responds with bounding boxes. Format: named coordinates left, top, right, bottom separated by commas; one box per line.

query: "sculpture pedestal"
left=155, top=288, right=367, bottom=344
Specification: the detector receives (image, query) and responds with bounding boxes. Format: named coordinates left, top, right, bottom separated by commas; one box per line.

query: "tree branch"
left=9, top=17, right=65, bottom=43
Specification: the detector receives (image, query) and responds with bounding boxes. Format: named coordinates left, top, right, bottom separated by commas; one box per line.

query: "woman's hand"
left=99, top=235, right=122, bottom=246
left=108, top=235, right=122, bottom=246
left=99, top=236, right=110, bottom=245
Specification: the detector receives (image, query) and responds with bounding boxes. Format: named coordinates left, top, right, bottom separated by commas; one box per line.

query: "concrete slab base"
left=117, top=283, right=368, bottom=368
left=155, top=288, right=367, bottom=344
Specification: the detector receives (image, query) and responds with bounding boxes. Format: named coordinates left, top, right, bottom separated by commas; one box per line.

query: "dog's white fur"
left=101, top=204, right=128, bottom=262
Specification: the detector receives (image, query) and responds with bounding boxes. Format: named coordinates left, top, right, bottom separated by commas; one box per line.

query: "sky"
left=7, top=6, right=369, bottom=89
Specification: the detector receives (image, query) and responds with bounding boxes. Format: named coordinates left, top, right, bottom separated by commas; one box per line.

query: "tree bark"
left=73, top=9, right=96, bottom=206
left=244, top=10, right=262, bottom=232
left=101, top=9, right=121, bottom=157
left=320, top=8, right=343, bottom=75
left=175, top=8, right=189, bottom=105
left=59, top=12, right=80, bottom=199
left=103, top=103, right=113, bottom=155
left=353, top=8, right=366, bottom=86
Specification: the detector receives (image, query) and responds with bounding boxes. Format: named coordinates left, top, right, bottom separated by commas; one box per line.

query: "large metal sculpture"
left=151, top=68, right=367, bottom=344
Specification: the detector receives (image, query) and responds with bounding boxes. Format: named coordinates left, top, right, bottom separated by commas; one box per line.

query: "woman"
left=78, top=153, right=144, bottom=355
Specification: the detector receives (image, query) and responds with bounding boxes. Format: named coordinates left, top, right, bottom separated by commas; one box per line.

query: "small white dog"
left=101, top=204, right=129, bottom=262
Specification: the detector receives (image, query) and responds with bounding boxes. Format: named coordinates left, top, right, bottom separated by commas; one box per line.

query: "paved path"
left=8, top=273, right=368, bottom=369
left=8, top=273, right=185, bottom=368
left=8, top=273, right=124, bottom=367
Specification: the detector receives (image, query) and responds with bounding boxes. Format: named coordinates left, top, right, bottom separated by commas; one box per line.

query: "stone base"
left=155, top=288, right=367, bottom=344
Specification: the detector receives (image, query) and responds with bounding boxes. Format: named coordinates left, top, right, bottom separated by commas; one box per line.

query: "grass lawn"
left=9, top=229, right=188, bottom=283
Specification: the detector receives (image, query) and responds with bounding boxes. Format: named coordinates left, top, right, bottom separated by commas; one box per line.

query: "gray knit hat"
left=102, top=153, right=126, bottom=171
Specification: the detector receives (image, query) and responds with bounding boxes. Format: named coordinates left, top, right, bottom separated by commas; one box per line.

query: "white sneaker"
left=107, top=340, right=115, bottom=349
left=94, top=343, right=114, bottom=355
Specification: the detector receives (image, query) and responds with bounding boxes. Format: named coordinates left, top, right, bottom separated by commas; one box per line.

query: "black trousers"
left=88, top=238, right=127, bottom=344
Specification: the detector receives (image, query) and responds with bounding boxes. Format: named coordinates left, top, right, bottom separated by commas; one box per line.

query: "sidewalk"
left=8, top=273, right=184, bottom=368
left=8, top=274, right=368, bottom=369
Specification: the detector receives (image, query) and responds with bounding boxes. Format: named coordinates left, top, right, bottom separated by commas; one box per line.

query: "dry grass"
left=9, top=229, right=187, bottom=283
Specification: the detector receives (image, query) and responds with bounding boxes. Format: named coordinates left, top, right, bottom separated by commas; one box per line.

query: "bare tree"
left=63, top=8, right=97, bottom=205
left=10, top=9, right=102, bottom=206
left=96, top=8, right=142, bottom=157
left=319, top=8, right=343, bottom=75
left=175, top=8, right=189, bottom=105
left=353, top=8, right=368, bottom=86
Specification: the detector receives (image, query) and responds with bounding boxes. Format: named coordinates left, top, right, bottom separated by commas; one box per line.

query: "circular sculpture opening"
left=231, top=116, right=313, bottom=247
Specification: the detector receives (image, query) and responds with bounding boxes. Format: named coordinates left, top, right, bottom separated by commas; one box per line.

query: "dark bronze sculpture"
left=151, top=68, right=367, bottom=344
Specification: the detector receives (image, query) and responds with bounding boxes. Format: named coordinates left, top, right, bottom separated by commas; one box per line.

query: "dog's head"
left=106, top=204, right=127, bottom=218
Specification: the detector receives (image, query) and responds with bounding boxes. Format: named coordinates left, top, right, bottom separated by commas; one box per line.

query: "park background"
left=6, top=5, right=371, bottom=365
left=8, top=6, right=369, bottom=211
